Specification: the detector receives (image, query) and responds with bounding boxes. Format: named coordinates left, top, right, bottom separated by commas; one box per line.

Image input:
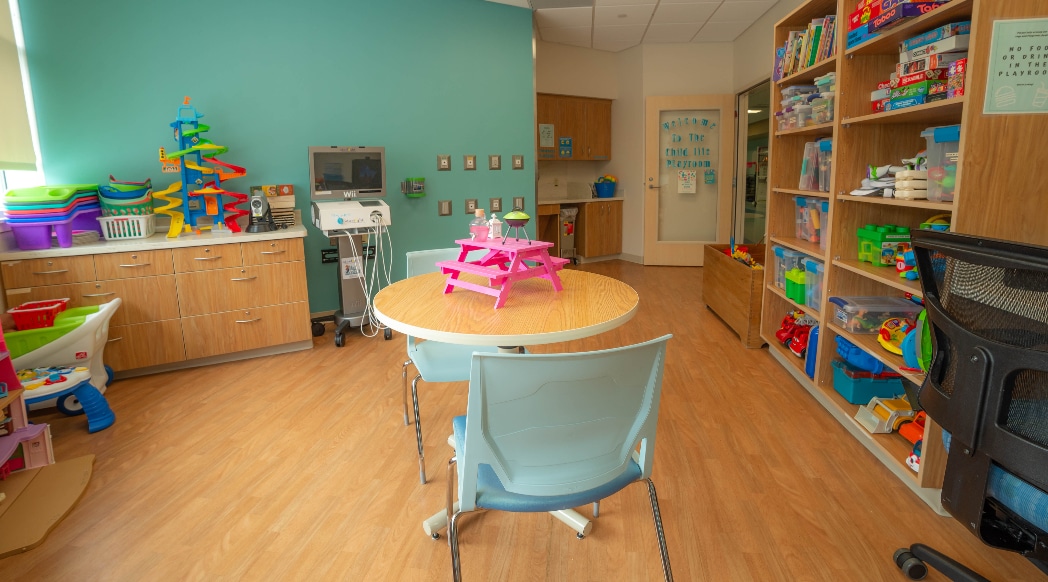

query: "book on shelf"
left=776, top=14, right=838, bottom=80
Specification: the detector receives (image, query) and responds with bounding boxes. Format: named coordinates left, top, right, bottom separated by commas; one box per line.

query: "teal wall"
left=18, top=0, right=536, bottom=312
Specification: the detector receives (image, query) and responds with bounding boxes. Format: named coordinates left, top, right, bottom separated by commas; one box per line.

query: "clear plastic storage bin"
left=811, top=92, right=835, bottom=124
left=780, top=85, right=818, bottom=99
left=819, top=201, right=830, bottom=252
left=794, top=103, right=813, bottom=127
left=804, top=258, right=824, bottom=310
left=921, top=124, right=960, bottom=202
left=829, top=296, right=923, bottom=334
left=818, top=139, right=833, bottom=192
left=773, top=246, right=806, bottom=289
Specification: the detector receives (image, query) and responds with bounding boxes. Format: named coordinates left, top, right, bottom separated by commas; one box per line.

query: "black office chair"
left=894, top=230, right=1048, bottom=581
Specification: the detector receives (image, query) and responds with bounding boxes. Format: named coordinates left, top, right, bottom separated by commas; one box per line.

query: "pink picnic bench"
left=436, top=237, right=569, bottom=308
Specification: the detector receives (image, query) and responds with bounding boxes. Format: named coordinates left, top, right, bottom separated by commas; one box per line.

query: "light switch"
left=464, top=155, right=476, bottom=171
left=438, top=200, right=452, bottom=216
left=489, top=155, right=501, bottom=170
left=437, top=155, right=451, bottom=171
left=512, top=155, right=524, bottom=170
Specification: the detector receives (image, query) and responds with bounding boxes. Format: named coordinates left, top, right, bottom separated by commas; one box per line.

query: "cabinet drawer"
left=181, top=301, right=311, bottom=360
left=93, top=249, right=174, bottom=279
left=1, top=255, right=95, bottom=289
left=241, top=238, right=304, bottom=265
left=175, top=261, right=308, bottom=316
left=105, top=319, right=186, bottom=372
left=6, top=275, right=179, bottom=327
left=171, top=244, right=242, bottom=272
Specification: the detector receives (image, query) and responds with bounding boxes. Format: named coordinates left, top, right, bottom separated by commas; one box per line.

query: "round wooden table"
left=373, top=269, right=639, bottom=346
left=373, top=268, right=640, bottom=539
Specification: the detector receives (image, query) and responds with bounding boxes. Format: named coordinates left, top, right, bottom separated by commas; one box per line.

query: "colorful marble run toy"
left=155, top=97, right=249, bottom=238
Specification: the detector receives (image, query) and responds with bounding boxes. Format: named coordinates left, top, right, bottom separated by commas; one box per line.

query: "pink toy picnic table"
left=435, top=237, right=569, bottom=308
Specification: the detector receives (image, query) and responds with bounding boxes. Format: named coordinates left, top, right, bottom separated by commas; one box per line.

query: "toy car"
left=855, top=396, right=916, bottom=434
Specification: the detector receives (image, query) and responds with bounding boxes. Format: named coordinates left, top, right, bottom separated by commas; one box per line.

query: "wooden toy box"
left=702, top=244, right=766, bottom=349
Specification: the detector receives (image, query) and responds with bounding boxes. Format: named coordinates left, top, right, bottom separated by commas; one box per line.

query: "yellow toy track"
left=152, top=181, right=186, bottom=238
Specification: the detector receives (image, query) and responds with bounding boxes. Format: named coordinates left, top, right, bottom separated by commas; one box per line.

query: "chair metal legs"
left=644, top=478, right=674, bottom=582
left=592, top=501, right=600, bottom=518
left=445, top=476, right=674, bottom=582
left=401, top=360, right=414, bottom=425
left=411, top=374, right=426, bottom=484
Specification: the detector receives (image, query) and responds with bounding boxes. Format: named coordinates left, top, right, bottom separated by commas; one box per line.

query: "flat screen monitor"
left=308, top=146, right=386, bottom=201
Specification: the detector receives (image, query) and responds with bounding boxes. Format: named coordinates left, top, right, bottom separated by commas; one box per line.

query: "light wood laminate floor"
left=6, top=261, right=1043, bottom=581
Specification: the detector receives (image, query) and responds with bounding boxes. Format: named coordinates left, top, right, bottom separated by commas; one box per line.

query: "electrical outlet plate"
left=438, top=200, right=452, bottom=216
left=464, top=155, right=476, bottom=171
left=465, top=198, right=478, bottom=213
left=512, top=196, right=525, bottom=211
left=512, top=155, right=524, bottom=170
left=490, top=197, right=502, bottom=212
left=437, top=155, right=451, bottom=171
left=488, top=155, right=501, bottom=170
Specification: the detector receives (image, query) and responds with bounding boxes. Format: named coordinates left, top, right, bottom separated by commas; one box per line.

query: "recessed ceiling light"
left=618, top=13, right=627, bottom=18
left=747, top=109, right=762, bottom=114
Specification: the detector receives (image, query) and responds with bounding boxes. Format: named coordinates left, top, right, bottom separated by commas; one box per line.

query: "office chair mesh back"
left=913, top=230, right=1048, bottom=563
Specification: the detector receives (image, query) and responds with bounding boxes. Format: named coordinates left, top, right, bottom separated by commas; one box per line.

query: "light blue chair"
left=445, top=335, right=674, bottom=581
left=402, top=248, right=502, bottom=485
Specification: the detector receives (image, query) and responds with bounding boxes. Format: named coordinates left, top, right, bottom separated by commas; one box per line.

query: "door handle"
left=260, top=250, right=285, bottom=255
left=231, top=276, right=257, bottom=282
left=647, top=184, right=660, bottom=189
left=235, top=317, right=261, bottom=324
left=194, top=256, right=222, bottom=261
left=83, top=292, right=115, bottom=297
left=32, top=269, right=68, bottom=275
left=118, top=263, right=152, bottom=268
left=107, top=336, right=124, bottom=343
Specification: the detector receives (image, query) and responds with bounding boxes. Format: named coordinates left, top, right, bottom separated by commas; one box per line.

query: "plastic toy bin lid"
left=821, top=201, right=829, bottom=212
left=803, top=258, right=824, bottom=273
left=780, top=85, right=817, bottom=98
left=828, top=296, right=922, bottom=316
left=4, top=185, right=98, bottom=203
left=921, top=124, right=961, bottom=143
left=819, top=139, right=833, bottom=152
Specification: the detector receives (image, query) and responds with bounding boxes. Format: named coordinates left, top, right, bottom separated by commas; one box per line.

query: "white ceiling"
left=488, top=0, right=779, bottom=52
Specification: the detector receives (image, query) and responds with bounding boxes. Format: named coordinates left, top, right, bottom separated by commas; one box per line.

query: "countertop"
left=0, top=224, right=308, bottom=261
left=535, top=197, right=624, bottom=205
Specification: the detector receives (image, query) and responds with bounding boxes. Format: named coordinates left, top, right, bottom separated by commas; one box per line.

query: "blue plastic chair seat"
left=453, top=415, right=641, bottom=512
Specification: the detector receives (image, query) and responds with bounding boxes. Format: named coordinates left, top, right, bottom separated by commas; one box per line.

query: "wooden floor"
left=5, top=261, right=1043, bottom=581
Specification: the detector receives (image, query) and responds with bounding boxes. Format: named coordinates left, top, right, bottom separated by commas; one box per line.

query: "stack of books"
left=774, top=14, right=838, bottom=81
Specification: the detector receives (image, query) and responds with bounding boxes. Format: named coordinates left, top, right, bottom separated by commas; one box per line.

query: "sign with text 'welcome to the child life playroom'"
left=984, top=17, right=1048, bottom=114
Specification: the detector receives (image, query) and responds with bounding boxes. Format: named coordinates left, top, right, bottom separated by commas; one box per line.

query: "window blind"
left=0, top=1, right=36, bottom=171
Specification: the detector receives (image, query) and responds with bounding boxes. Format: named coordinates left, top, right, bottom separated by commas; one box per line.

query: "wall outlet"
left=438, top=200, right=452, bottom=216
left=512, top=155, right=524, bottom=170
left=437, top=155, right=451, bottom=171
left=488, top=155, right=501, bottom=170
left=512, top=196, right=525, bottom=210
left=464, top=155, right=476, bottom=171
left=465, top=198, right=478, bottom=213
left=490, top=197, right=502, bottom=212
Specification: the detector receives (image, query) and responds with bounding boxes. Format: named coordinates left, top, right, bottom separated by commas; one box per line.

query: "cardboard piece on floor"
left=0, top=454, right=94, bottom=558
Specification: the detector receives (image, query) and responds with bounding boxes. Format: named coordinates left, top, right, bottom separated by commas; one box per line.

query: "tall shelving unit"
left=762, top=0, right=1048, bottom=515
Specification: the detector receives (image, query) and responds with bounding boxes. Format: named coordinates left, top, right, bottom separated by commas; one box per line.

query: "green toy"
left=858, top=224, right=911, bottom=267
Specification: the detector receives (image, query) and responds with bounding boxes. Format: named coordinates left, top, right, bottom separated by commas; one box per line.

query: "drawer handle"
left=231, top=276, right=257, bottom=282
left=31, top=269, right=69, bottom=275
left=118, top=263, right=152, bottom=268
left=83, top=292, right=116, bottom=298
left=235, top=317, right=261, bottom=324
left=260, top=250, right=285, bottom=255
left=107, top=337, right=124, bottom=343
left=194, top=256, right=223, bottom=261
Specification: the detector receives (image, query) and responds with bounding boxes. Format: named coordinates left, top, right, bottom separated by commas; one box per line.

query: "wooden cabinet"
left=760, top=0, right=1048, bottom=514
left=536, top=93, right=612, bottom=161
left=577, top=200, right=622, bottom=258
left=0, top=232, right=311, bottom=376
left=104, top=320, right=187, bottom=371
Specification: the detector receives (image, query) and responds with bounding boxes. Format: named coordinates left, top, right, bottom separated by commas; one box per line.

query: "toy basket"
left=8, top=298, right=70, bottom=331
left=98, top=214, right=156, bottom=240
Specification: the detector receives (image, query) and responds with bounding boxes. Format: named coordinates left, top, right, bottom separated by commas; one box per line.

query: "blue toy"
left=835, top=335, right=886, bottom=375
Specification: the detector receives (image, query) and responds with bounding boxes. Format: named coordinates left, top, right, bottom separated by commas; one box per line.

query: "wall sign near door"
left=678, top=170, right=696, bottom=194
left=539, top=124, right=555, bottom=147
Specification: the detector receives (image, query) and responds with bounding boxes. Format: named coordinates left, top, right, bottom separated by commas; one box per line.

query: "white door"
left=644, top=95, right=734, bottom=266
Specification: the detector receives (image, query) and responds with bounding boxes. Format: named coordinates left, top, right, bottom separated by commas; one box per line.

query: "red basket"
left=8, top=298, right=70, bottom=331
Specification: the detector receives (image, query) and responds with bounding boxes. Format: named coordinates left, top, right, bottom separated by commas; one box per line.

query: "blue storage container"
left=832, top=359, right=905, bottom=405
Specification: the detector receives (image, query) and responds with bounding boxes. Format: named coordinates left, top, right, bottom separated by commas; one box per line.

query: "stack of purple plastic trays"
left=5, top=185, right=103, bottom=250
